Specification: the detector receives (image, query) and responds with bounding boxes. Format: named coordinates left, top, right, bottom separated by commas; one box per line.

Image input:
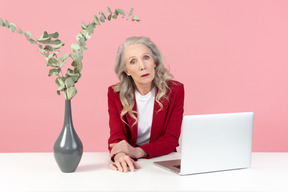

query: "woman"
left=108, top=36, right=184, bottom=172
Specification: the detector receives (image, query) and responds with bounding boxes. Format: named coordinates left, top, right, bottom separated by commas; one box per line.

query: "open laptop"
left=154, top=112, right=254, bottom=175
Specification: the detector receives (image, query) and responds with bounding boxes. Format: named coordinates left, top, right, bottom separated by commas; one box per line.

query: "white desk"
left=0, top=152, right=287, bottom=192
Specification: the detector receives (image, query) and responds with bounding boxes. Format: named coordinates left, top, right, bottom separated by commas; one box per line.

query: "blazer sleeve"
left=107, top=86, right=128, bottom=152
left=139, top=83, right=185, bottom=158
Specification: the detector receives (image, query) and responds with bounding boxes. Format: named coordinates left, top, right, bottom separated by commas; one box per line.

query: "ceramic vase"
left=53, top=99, right=83, bottom=173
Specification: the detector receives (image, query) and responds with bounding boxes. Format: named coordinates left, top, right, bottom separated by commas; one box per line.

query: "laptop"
left=154, top=112, right=254, bottom=175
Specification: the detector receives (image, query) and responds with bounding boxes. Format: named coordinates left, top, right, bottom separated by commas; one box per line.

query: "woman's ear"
left=125, top=70, right=131, bottom=76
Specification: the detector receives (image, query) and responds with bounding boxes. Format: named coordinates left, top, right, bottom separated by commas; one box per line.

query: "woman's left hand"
left=110, top=152, right=140, bottom=172
left=110, top=140, right=147, bottom=159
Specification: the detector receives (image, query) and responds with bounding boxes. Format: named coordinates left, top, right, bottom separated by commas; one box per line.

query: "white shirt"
left=135, top=87, right=155, bottom=146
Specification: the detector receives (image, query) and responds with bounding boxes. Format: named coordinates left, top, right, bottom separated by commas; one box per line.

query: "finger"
left=115, top=161, right=123, bottom=172
left=110, top=163, right=118, bottom=171
left=120, top=159, right=128, bottom=172
left=131, top=159, right=141, bottom=169
left=126, top=158, right=135, bottom=172
left=110, top=143, right=116, bottom=148
left=133, top=161, right=141, bottom=169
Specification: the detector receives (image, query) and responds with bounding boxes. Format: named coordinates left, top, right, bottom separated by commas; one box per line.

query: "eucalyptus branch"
left=0, top=7, right=140, bottom=100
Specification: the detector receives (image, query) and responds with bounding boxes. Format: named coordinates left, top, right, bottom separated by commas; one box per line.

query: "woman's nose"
left=139, top=60, right=146, bottom=70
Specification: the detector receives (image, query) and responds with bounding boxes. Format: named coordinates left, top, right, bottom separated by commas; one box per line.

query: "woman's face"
left=124, top=43, right=156, bottom=90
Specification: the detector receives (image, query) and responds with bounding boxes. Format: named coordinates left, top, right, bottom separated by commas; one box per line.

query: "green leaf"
left=0, top=18, right=4, bottom=26
left=112, top=9, right=119, bottom=19
left=48, top=32, right=59, bottom=38
left=29, top=38, right=37, bottom=44
left=24, top=31, right=32, bottom=40
left=71, top=43, right=82, bottom=54
left=99, top=16, right=105, bottom=23
left=37, top=38, right=51, bottom=44
left=71, top=53, right=83, bottom=62
left=66, top=68, right=81, bottom=82
left=117, top=9, right=126, bottom=16
left=59, top=53, right=70, bottom=61
left=64, top=86, right=77, bottom=100
left=132, top=15, right=140, bottom=22
left=127, top=8, right=134, bottom=19
left=81, top=21, right=87, bottom=29
left=44, top=45, right=54, bottom=51
left=71, top=60, right=83, bottom=72
left=55, top=77, right=65, bottom=90
left=87, top=23, right=95, bottom=34
left=76, top=32, right=84, bottom=41
left=16, top=28, right=23, bottom=34
left=47, top=58, right=59, bottom=67
left=48, top=68, right=60, bottom=76
left=108, top=14, right=112, bottom=21
left=93, top=16, right=100, bottom=26
left=99, top=11, right=106, bottom=23
left=57, top=90, right=61, bottom=95
left=60, top=58, right=68, bottom=68
left=38, top=31, right=49, bottom=40
left=8, top=23, right=16, bottom=32
left=46, top=53, right=53, bottom=61
left=38, top=44, right=43, bottom=49
left=107, top=7, right=112, bottom=14
left=65, top=77, right=75, bottom=88
left=77, top=36, right=86, bottom=46
left=4, top=20, right=9, bottom=28
left=53, top=43, right=64, bottom=49
left=82, top=30, right=91, bottom=40
left=40, top=51, right=48, bottom=56
left=50, top=39, right=61, bottom=45
left=37, top=39, right=51, bottom=44
left=99, top=11, right=106, bottom=19
left=39, top=39, right=61, bottom=45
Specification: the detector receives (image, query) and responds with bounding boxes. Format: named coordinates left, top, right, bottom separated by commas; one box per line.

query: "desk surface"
left=0, top=152, right=287, bottom=192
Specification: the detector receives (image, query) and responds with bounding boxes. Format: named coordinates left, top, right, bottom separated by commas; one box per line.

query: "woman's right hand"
left=110, top=140, right=148, bottom=159
left=110, top=152, right=141, bottom=172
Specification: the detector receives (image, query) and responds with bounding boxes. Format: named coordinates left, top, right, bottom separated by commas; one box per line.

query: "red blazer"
left=107, top=80, right=184, bottom=159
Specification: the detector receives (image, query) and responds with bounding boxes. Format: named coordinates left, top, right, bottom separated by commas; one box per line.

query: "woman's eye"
left=144, top=56, right=150, bottom=60
left=130, top=60, right=136, bottom=64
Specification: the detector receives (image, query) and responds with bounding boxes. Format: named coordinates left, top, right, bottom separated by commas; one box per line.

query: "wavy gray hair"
left=113, top=36, right=173, bottom=126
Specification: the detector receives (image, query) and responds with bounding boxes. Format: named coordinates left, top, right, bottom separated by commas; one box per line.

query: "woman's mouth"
left=141, top=73, right=150, bottom=77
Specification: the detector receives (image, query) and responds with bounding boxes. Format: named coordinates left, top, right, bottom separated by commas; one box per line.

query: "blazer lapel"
left=125, top=93, right=138, bottom=147
left=150, top=88, right=165, bottom=142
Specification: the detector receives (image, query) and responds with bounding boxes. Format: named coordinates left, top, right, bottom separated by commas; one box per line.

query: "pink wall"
left=0, top=0, right=288, bottom=152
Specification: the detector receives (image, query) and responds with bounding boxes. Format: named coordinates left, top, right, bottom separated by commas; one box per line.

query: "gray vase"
left=53, top=99, right=83, bottom=173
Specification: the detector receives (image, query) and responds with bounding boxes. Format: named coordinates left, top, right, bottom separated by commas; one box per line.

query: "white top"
left=135, top=87, right=155, bottom=146
left=0, top=152, right=287, bottom=192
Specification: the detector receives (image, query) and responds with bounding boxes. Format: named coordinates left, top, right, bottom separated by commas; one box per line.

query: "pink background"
left=0, top=0, right=287, bottom=152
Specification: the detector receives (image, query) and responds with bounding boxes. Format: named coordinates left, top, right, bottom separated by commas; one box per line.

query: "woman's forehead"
left=124, top=43, right=151, bottom=58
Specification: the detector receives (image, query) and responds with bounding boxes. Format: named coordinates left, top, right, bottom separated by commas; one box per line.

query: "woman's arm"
left=110, top=140, right=147, bottom=159
left=107, top=86, right=128, bottom=152
left=108, top=86, right=146, bottom=172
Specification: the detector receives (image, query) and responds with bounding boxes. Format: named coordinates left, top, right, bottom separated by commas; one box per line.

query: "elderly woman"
left=108, top=36, right=184, bottom=172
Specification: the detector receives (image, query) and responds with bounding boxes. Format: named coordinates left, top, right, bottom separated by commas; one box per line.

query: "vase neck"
left=64, top=99, right=73, bottom=123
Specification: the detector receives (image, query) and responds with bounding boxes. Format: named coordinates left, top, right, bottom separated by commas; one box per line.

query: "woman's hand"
left=110, top=140, right=147, bottom=159
left=110, top=152, right=140, bottom=172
